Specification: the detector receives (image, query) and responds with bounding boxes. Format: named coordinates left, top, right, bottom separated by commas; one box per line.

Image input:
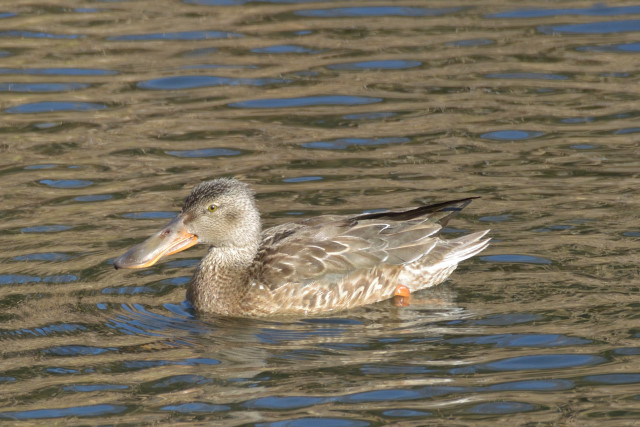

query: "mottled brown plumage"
left=115, top=178, right=490, bottom=317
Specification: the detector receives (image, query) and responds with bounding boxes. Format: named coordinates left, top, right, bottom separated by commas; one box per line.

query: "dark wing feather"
left=255, top=198, right=477, bottom=290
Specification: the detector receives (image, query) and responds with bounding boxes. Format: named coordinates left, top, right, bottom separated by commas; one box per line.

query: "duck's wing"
left=256, top=198, right=478, bottom=290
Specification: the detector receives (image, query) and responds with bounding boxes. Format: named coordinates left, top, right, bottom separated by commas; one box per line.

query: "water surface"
left=1, top=0, right=640, bottom=424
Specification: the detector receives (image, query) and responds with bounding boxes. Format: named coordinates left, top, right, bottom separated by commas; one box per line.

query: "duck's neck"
left=187, top=244, right=258, bottom=316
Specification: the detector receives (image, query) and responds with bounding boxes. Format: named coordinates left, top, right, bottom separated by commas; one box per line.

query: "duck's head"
left=114, top=178, right=261, bottom=269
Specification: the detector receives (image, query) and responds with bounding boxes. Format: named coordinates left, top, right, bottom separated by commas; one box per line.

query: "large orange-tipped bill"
left=114, top=215, right=198, bottom=269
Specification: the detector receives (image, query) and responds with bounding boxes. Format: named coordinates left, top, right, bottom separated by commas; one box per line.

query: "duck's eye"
left=208, top=204, right=217, bottom=212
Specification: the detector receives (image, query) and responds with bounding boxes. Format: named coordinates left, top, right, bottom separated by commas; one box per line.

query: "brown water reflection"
left=2, top=0, right=640, bottom=424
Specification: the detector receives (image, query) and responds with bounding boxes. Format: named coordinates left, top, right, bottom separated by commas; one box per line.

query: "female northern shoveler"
left=114, top=178, right=489, bottom=317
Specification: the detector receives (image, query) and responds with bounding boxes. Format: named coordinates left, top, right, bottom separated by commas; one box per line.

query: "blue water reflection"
left=584, top=373, right=640, bottom=384
left=252, top=44, right=319, bottom=54
left=229, top=95, right=382, bottom=109
left=485, top=379, right=574, bottom=392
left=480, top=130, right=544, bottom=140
left=539, top=20, right=640, bottom=35
left=296, top=6, right=463, bottom=18
left=108, top=31, right=243, bottom=41
left=327, top=60, right=421, bottom=70
left=186, top=0, right=327, bottom=4
left=74, top=194, right=113, bottom=202
left=446, top=38, right=494, bottom=47
left=40, top=179, right=93, bottom=189
left=383, top=409, right=431, bottom=417
left=0, top=274, right=77, bottom=284
left=166, top=148, right=242, bottom=157
left=21, top=225, right=72, bottom=233
left=0, top=83, right=89, bottom=92
left=471, top=313, right=542, bottom=326
left=467, top=401, right=536, bottom=415
left=257, top=418, right=369, bottom=427
left=481, top=254, right=552, bottom=264
left=490, top=5, right=640, bottom=19
left=246, top=396, right=327, bottom=410
left=343, top=112, right=396, bottom=120
left=7, top=102, right=106, bottom=114
left=481, top=354, right=605, bottom=372
left=122, top=211, right=175, bottom=219
left=578, top=42, right=640, bottom=53
left=302, top=137, right=409, bottom=150
left=139, top=75, right=289, bottom=90
left=0, top=30, right=81, bottom=39
left=161, top=402, right=230, bottom=413
left=63, top=384, right=129, bottom=392
left=0, top=67, right=116, bottom=75
left=283, top=176, right=323, bottom=183
left=45, top=345, right=116, bottom=356
left=485, top=72, right=567, bottom=80
left=0, top=404, right=128, bottom=420
left=447, top=334, right=591, bottom=348
left=13, top=252, right=72, bottom=262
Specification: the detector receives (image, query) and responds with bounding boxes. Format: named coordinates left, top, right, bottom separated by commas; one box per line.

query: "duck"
left=114, top=178, right=490, bottom=317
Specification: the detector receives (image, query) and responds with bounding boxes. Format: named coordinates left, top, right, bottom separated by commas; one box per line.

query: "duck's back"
left=244, top=198, right=489, bottom=315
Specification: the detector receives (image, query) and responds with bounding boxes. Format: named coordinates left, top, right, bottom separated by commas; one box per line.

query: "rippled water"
left=2, top=1, right=640, bottom=424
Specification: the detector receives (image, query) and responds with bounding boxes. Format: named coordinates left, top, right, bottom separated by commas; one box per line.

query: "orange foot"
left=393, top=285, right=411, bottom=307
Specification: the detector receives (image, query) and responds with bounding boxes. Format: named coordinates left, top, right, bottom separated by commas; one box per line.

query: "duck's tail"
left=447, top=229, right=491, bottom=265
left=397, top=229, right=491, bottom=292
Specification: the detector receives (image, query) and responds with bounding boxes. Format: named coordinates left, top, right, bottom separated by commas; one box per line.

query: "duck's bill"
left=114, top=215, right=198, bottom=269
